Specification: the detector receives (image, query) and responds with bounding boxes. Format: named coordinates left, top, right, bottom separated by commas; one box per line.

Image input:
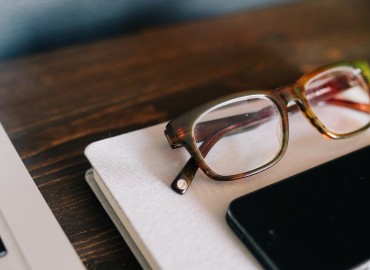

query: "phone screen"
left=226, top=146, right=370, bottom=270
left=0, top=237, right=6, bottom=257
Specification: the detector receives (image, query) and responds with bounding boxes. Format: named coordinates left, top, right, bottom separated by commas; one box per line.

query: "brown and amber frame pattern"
left=164, top=61, right=370, bottom=194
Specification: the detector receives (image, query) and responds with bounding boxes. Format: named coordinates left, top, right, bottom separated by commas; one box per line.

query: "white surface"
left=85, top=113, right=369, bottom=270
left=0, top=123, right=85, bottom=270
left=0, top=211, right=29, bottom=269
left=85, top=169, right=152, bottom=270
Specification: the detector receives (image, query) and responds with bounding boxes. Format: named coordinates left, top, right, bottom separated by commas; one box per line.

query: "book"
left=84, top=112, right=369, bottom=270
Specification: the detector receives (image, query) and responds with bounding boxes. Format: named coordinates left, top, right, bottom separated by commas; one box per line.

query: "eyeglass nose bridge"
left=275, top=84, right=307, bottom=110
left=275, top=84, right=331, bottom=136
left=275, top=84, right=298, bottom=103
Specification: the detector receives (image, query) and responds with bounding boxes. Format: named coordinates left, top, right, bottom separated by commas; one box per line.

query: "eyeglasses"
left=164, top=61, right=370, bottom=194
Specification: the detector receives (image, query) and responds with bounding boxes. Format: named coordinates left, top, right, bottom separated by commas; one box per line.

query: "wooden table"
left=0, top=0, right=369, bottom=268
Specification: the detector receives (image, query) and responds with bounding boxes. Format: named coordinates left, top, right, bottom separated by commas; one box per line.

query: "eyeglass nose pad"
left=275, top=85, right=301, bottom=106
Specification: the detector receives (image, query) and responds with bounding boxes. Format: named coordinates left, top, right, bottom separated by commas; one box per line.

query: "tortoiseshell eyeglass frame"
left=164, top=61, right=370, bottom=194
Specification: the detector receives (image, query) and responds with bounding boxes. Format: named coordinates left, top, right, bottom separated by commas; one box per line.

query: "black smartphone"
left=0, top=237, right=6, bottom=257
left=226, top=146, right=370, bottom=270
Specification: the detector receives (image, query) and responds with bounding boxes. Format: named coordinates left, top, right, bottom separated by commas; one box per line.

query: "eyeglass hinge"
left=164, top=124, right=181, bottom=149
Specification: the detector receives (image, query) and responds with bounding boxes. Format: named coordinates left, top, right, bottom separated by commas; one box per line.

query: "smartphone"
left=226, top=146, right=370, bottom=270
left=0, top=237, right=6, bottom=257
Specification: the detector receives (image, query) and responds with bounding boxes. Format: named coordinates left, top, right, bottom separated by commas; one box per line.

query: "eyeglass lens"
left=193, top=97, right=283, bottom=176
left=305, top=66, right=370, bottom=135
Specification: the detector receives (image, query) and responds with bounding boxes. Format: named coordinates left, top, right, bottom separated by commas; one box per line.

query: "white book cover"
left=84, top=111, right=369, bottom=270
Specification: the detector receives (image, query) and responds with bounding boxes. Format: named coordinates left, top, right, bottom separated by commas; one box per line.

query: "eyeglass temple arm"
left=322, top=99, right=369, bottom=112
left=171, top=109, right=273, bottom=194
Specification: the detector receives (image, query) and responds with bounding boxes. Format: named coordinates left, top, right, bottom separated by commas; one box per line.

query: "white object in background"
left=0, top=123, right=85, bottom=270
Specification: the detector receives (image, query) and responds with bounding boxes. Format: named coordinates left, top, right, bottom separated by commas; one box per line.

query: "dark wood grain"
left=0, top=0, right=369, bottom=268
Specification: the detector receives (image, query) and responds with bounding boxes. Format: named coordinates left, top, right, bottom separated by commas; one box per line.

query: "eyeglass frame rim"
left=164, top=60, right=370, bottom=181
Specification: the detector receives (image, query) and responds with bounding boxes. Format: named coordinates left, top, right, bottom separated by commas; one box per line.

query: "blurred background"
left=0, top=0, right=296, bottom=61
